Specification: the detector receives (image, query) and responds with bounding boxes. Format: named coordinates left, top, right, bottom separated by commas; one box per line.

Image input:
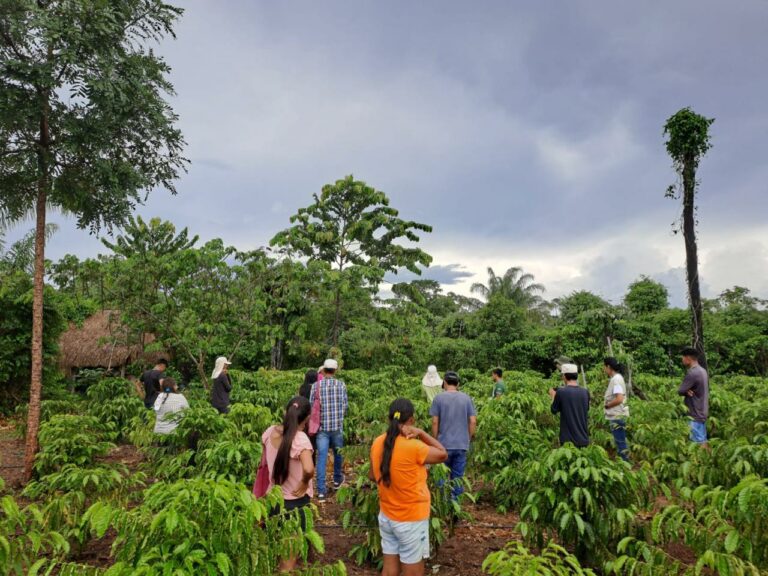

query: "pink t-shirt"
left=262, top=425, right=314, bottom=500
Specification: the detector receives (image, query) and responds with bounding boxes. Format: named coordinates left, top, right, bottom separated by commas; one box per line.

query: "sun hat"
left=211, top=356, right=232, bottom=379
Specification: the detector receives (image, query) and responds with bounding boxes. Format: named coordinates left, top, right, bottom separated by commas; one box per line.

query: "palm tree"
left=471, top=266, right=546, bottom=309
left=0, top=224, right=58, bottom=274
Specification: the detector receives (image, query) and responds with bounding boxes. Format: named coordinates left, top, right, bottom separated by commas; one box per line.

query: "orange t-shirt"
left=370, top=434, right=431, bottom=522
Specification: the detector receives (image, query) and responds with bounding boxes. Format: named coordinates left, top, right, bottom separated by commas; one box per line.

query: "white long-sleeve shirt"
left=153, top=392, right=189, bottom=434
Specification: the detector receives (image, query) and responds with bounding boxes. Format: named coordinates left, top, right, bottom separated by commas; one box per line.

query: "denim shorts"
left=378, top=512, right=430, bottom=565
left=689, top=420, right=708, bottom=443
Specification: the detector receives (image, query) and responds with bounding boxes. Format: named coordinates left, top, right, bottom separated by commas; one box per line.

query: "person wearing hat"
left=548, top=363, right=590, bottom=448
left=678, top=348, right=709, bottom=448
left=210, top=356, right=233, bottom=414
left=309, top=358, right=348, bottom=502
left=429, top=371, right=477, bottom=500
left=603, top=357, right=630, bottom=462
left=421, top=365, right=442, bottom=403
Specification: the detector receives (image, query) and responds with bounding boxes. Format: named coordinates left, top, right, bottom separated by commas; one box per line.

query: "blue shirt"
left=429, top=391, right=477, bottom=450
left=310, top=377, right=348, bottom=432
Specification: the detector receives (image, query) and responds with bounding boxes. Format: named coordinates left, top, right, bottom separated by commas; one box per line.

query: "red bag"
left=308, top=381, right=322, bottom=436
left=252, top=445, right=271, bottom=498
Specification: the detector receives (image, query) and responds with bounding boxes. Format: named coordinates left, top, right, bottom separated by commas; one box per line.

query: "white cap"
left=427, top=365, right=438, bottom=374
left=217, top=356, right=232, bottom=366
left=324, top=358, right=339, bottom=370
left=561, top=363, right=578, bottom=374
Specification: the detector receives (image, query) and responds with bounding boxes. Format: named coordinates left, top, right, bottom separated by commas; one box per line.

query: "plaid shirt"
left=310, top=377, right=348, bottom=432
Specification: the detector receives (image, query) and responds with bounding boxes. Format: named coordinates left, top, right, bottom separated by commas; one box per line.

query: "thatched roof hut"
left=58, top=310, right=166, bottom=376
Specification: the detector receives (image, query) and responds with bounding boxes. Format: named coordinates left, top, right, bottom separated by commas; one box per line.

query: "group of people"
left=135, top=347, right=710, bottom=575
left=547, top=347, right=710, bottom=463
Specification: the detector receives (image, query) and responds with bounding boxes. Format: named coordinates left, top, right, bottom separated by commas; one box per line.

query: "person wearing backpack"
left=260, top=396, right=314, bottom=572
left=309, top=358, right=348, bottom=502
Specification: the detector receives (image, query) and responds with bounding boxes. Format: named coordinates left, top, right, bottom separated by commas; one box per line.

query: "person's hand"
left=686, top=389, right=695, bottom=397
left=548, top=387, right=557, bottom=399
left=400, top=425, right=423, bottom=440
left=292, top=479, right=309, bottom=498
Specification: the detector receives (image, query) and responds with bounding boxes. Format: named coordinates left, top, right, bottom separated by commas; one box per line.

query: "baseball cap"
left=560, top=363, right=578, bottom=374
left=324, top=358, right=339, bottom=370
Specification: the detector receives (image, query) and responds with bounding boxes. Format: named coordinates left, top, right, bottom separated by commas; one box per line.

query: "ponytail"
left=379, top=398, right=415, bottom=488
left=272, top=396, right=311, bottom=486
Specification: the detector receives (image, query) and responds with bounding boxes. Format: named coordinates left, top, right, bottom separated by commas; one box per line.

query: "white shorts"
left=378, top=512, right=430, bottom=565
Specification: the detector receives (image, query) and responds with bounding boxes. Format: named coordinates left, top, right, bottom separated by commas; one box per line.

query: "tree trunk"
left=23, top=186, right=48, bottom=482
left=332, top=287, right=341, bottom=347
left=682, top=154, right=707, bottom=369
left=271, top=339, right=284, bottom=370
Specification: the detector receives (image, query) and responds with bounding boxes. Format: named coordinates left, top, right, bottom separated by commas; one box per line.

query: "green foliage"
left=34, top=414, right=114, bottom=477
left=663, top=108, right=715, bottom=172
left=499, top=445, right=652, bottom=561
left=483, top=541, right=597, bottom=575
left=91, top=478, right=323, bottom=575
left=625, top=276, right=670, bottom=316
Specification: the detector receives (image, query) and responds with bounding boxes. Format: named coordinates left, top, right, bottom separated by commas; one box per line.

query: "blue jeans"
left=316, top=429, right=344, bottom=495
left=608, top=419, right=630, bottom=462
left=445, top=449, right=468, bottom=500
left=689, top=420, right=708, bottom=444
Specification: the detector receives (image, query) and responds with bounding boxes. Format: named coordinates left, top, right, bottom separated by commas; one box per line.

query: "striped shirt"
left=310, top=377, right=348, bottom=432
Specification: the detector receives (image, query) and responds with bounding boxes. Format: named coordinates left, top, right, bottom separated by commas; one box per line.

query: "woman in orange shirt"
left=370, top=398, right=448, bottom=576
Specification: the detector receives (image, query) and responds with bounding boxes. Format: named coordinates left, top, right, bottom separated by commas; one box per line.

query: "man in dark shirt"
left=677, top=347, right=710, bottom=448
left=140, top=359, right=168, bottom=409
left=548, top=363, right=590, bottom=447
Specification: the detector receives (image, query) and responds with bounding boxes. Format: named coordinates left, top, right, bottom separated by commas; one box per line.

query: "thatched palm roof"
left=58, top=310, right=165, bottom=371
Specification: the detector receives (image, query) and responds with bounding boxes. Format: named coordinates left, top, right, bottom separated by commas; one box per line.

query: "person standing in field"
left=490, top=368, right=506, bottom=399
left=429, top=371, right=477, bottom=500
left=153, top=377, right=189, bottom=435
left=299, top=369, right=317, bottom=400
left=421, top=365, right=442, bottom=403
left=210, top=356, right=233, bottom=414
left=140, top=359, right=167, bottom=410
left=603, top=357, right=630, bottom=461
left=549, top=363, right=590, bottom=447
left=262, top=396, right=315, bottom=572
left=370, top=398, right=448, bottom=576
left=678, top=348, right=710, bottom=448
left=310, top=358, right=348, bottom=502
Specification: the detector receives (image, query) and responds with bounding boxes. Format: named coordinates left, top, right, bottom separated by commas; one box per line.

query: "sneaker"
left=333, top=474, right=346, bottom=490
left=317, top=494, right=326, bottom=503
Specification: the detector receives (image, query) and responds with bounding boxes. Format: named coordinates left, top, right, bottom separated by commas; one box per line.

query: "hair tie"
left=393, top=411, right=401, bottom=420
left=292, top=402, right=299, bottom=408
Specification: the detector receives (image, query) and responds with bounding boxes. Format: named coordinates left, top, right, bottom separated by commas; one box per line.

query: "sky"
left=10, top=0, right=768, bottom=307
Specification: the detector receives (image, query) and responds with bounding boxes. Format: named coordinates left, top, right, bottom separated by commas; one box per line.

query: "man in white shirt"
left=603, top=357, right=630, bottom=462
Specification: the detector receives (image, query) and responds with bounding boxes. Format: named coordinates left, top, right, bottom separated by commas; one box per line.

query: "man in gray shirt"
left=430, top=371, right=477, bottom=500
left=677, top=347, right=709, bottom=448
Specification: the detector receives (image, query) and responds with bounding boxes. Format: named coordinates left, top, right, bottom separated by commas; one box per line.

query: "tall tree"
left=664, top=108, right=714, bottom=369
left=271, top=175, right=432, bottom=346
left=624, top=276, right=669, bottom=316
left=470, top=266, right=545, bottom=309
left=0, top=1, right=186, bottom=481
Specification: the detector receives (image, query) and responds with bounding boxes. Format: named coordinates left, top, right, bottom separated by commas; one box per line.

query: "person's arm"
left=605, top=393, right=624, bottom=408
left=550, top=389, right=561, bottom=414
left=309, top=382, right=316, bottom=403
left=291, top=450, right=315, bottom=498
left=224, top=374, right=232, bottom=392
left=342, top=383, right=348, bottom=417
left=678, top=372, right=696, bottom=397
left=402, top=426, right=448, bottom=464
left=468, top=415, right=477, bottom=439
left=431, top=416, right=439, bottom=438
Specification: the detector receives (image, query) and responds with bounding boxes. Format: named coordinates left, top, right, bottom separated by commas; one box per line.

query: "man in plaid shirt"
left=310, top=358, right=348, bottom=501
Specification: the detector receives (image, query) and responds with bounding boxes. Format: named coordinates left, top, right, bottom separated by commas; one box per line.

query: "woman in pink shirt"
left=262, top=395, right=315, bottom=572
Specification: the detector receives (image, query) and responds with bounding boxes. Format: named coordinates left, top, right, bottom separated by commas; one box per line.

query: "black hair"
left=272, top=396, right=312, bottom=486
left=303, top=370, right=318, bottom=387
left=324, top=368, right=337, bottom=375
left=492, top=368, right=503, bottom=378
left=157, top=358, right=168, bottom=367
left=444, top=371, right=460, bottom=386
left=603, top=357, right=623, bottom=373
left=564, top=372, right=579, bottom=382
left=159, top=377, right=177, bottom=407
left=681, top=347, right=699, bottom=359
left=379, top=398, right=415, bottom=488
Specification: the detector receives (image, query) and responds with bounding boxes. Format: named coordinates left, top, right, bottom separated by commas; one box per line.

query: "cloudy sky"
left=13, top=0, right=768, bottom=307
